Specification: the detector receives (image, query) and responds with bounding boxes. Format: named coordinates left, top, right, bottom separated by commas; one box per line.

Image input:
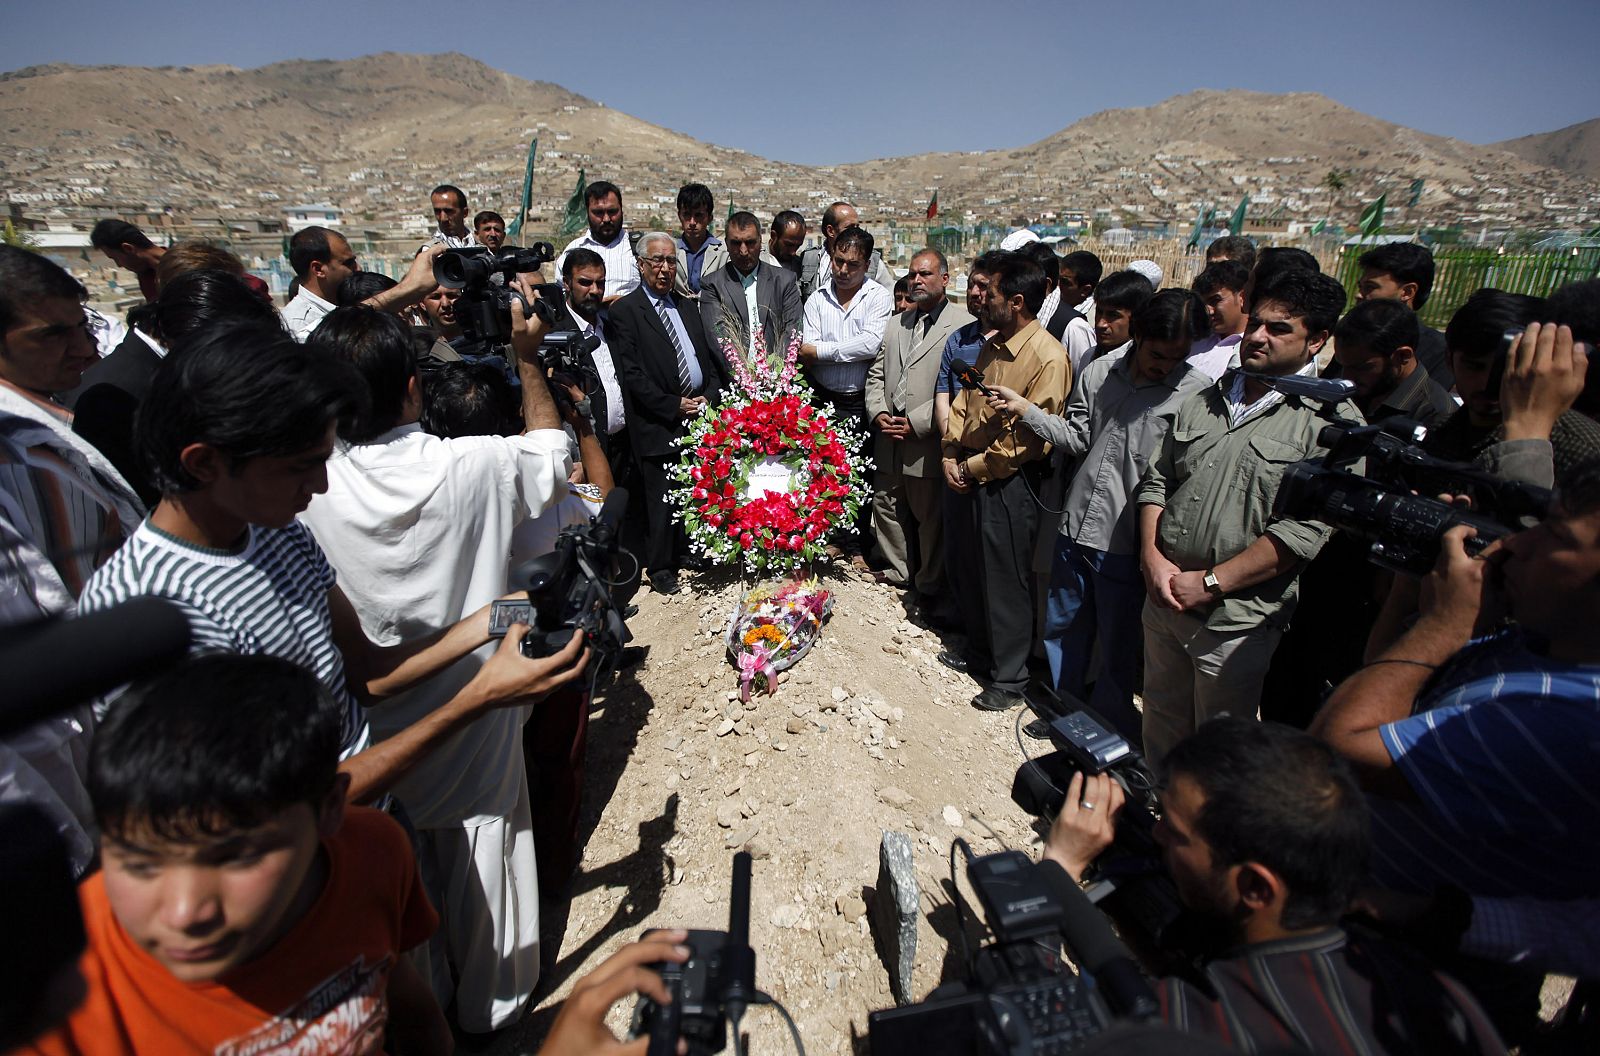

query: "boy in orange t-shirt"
left=24, top=654, right=449, bottom=1056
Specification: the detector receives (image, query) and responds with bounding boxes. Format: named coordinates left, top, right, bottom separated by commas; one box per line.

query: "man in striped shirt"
left=78, top=323, right=591, bottom=810
left=1045, top=719, right=1503, bottom=1054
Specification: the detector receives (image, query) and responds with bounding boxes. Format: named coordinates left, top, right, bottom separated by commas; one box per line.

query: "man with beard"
left=1134, top=269, right=1355, bottom=765
left=866, top=248, right=971, bottom=600
left=1043, top=718, right=1503, bottom=1055
left=1332, top=298, right=1455, bottom=428
left=555, top=181, right=640, bottom=304
left=939, top=253, right=1068, bottom=711
left=699, top=211, right=802, bottom=357
left=553, top=250, right=629, bottom=468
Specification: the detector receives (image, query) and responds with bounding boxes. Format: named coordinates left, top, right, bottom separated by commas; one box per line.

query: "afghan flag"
left=926, top=191, right=938, bottom=221
left=507, top=137, right=537, bottom=240
left=1359, top=194, right=1387, bottom=237
left=559, top=170, right=588, bottom=238
left=1228, top=195, right=1249, bottom=236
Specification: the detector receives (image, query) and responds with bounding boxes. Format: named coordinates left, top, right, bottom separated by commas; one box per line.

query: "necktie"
left=656, top=297, right=694, bottom=395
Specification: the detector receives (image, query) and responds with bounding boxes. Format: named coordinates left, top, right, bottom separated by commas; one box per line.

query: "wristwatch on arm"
left=1202, top=569, right=1223, bottom=598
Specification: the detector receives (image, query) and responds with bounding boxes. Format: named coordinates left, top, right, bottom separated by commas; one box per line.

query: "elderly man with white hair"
left=605, top=231, right=730, bottom=595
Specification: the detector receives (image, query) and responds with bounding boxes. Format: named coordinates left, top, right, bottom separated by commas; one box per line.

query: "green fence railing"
left=1332, top=245, right=1600, bottom=330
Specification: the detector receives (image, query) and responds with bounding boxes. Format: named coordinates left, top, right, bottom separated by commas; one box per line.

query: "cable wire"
left=751, top=990, right=807, bottom=1056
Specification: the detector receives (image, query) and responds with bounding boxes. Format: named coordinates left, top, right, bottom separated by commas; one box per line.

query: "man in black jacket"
left=606, top=231, right=729, bottom=594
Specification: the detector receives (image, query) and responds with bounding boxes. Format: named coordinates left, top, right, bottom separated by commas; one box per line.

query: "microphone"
left=592, top=487, right=629, bottom=545
left=1238, top=371, right=1355, bottom=403
left=0, top=597, right=191, bottom=737
left=720, top=851, right=757, bottom=1015
left=949, top=357, right=996, bottom=398
left=1034, top=859, right=1160, bottom=1021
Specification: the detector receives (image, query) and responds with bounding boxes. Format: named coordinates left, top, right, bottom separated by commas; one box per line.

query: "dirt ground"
left=487, top=565, right=1047, bottom=1054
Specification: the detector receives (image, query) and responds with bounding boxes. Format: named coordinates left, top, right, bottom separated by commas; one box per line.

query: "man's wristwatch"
left=1202, top=569, right=1224, bottom=598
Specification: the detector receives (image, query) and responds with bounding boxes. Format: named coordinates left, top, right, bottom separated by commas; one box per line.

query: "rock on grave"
left=873, top=830, right=919, bottom=1005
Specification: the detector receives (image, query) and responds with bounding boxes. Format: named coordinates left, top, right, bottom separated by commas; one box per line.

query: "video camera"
left=1273, top=416, right=1553, bottom=576
left=433, top=243, right=560, bottom=347
left=868, top=835, right=1158, bottom=1053
left=630, top=852, right=806, bottom=1056
left=489, top=488, right=639, bottom=686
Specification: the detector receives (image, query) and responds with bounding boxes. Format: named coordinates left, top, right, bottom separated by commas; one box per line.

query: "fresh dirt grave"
left=490, top=565, right=1054, bottom=1054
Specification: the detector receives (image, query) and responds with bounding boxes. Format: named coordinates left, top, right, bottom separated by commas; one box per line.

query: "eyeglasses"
left=641, top=255, right=678, bottom=269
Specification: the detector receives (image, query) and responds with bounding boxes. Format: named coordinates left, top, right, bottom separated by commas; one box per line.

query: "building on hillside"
left=282, top=202, right=343, bottom=232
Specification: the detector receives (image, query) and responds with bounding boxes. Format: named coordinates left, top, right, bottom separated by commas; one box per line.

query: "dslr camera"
left=1273, top=416, right=1552, bottom=576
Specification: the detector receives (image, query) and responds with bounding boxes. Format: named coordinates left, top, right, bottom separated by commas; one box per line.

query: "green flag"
left=1359, top=193, right=1387, bottom=237
left=506, top=137, right=538, bottom=240
left=1310, top=218, right=1327, bottom=236
left=727, top=197, right=736, bottom=222
left=559, top=170, right=587, bottom=238
left=1407, top=178, right=1425, bottom=208
left=1187, top=204, right=1213, bottom=248
left=1228, top=195, right=1249, bottom=236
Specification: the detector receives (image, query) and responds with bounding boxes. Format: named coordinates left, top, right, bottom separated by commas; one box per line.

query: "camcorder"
left=1272, top=416, right=1553, bottom=576
left=434, top=242, right=557, bottom=347
left=433, top=243, right=603, bottom=408
left=488, top=488, right=639, bottom=686
left=868, top=832, right=1159, bottom=1053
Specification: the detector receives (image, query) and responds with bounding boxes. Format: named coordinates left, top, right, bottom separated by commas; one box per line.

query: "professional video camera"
left=868, top=829, right=1158, bottom=1053
left=1008, top=702, right=1193, bottom=964
left=488, top=488, right=640, bottom=686
left=433, top=242, right=559, bottom=348
left=1273, top=416, right=1553, bottom=576
left=630, top=852, right=802, bottom=1056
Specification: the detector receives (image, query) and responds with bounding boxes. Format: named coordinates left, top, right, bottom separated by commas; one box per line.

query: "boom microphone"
left=950, top=357, right=996, bottom=398
left=0, top=597, right=191, bottom=736
left=592, top=486, right=629, bottom=545
left=1035, top=859, right=1160, bottom=1021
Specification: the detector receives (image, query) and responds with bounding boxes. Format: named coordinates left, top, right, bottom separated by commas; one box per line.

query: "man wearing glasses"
left=282, top=226, right=359, bottom=341
left=606, top=233, right=729, bottom=595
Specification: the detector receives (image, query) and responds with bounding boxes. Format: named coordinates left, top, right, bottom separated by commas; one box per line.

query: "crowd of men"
left=0, top=174, right=1597, bottom=1054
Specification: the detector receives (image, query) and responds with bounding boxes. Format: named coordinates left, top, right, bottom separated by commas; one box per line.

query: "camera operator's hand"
left=1417, top=524, right=1503, bottom=643
left=1502, top=322, right=1586, bottom=443
left=363, top=245, right=447, bottom=313
left=1140, top=549, right=1182, bottom=611
left=509, top=278, right=553, bottom=350
left=679, top=395, right=707, bottom=419
left=986, top=383, right=1035, bottom=420
left=471, top=623, right=591, bottom=710
left=537, top=931, right=692, bottom=1056
left=1043, top=772, right=1125, bottom=882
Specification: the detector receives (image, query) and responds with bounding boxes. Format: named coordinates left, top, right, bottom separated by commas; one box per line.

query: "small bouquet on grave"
left=724, top=576, right=834, bottom=701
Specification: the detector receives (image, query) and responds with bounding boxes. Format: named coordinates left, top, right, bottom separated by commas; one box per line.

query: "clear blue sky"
left=3, top=0, right=1596, bottom=166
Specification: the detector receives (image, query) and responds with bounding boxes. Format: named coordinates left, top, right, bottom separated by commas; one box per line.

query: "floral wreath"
left=668, top=327, right=868, bottom=574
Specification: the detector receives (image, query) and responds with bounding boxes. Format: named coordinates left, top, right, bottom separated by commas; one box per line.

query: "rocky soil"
left=489, top=565, right=1051, bottom=1054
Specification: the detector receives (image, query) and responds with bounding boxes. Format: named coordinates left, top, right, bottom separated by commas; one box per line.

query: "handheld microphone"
left=719, top=851, right=757, bottom=1021
left=1239, top=371, right=1355, bottom=403
left=0, top=597, right=191, bottom=736
left=950, top=357, right=996, bottom=398
left=1034, top=859, right=1160, bottom=1021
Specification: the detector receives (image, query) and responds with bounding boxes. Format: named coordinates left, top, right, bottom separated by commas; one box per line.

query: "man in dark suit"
left=699, top=211, right=803, bottom=358
left=70, top=303, right=164, bottom=504
left=607, top=231, right=730, bottom=594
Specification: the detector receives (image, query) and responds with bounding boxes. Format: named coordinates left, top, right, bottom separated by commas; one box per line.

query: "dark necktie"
left=655, top=297, right=694, bottom=395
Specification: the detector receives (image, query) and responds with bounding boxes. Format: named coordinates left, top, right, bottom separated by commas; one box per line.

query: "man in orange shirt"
left=25, top=654, right=451, bottom=1055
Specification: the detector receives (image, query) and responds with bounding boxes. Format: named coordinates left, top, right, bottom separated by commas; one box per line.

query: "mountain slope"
left=1494, top=117, right=1600, bottom=178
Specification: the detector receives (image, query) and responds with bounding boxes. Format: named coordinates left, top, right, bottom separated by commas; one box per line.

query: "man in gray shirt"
left=989, top=291, right=1211, bottom=742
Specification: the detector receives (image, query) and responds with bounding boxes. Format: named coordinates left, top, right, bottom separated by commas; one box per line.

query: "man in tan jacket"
left=866, top=248, right=971, bottom=604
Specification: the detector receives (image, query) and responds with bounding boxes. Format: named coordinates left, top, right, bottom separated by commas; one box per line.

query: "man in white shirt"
left=554, top=180, right=640, bottom=304
left=798, top=201, right=895, bottom=301
left=281, top=226, right=357, bottom=341
left=556, top=249, right=627, bottom=463
left=801, top=226, right=893, bottom=556
left=422, top=184, right=480, bottom=251
left=1188, top=259, right=1251, bottom=381
left=300, top=303, right=571, bottom=1035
